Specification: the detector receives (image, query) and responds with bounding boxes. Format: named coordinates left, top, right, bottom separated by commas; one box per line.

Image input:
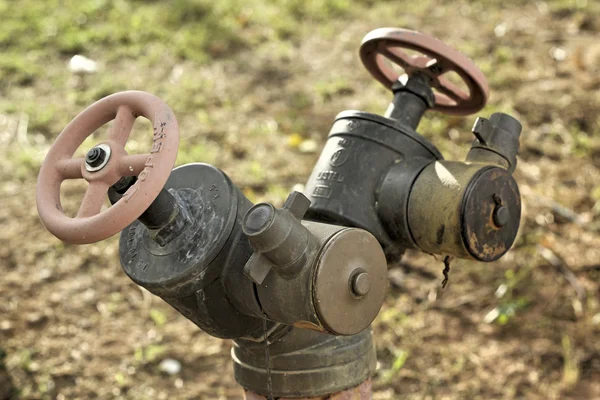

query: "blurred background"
left=1, top=0, right=600, bottom=399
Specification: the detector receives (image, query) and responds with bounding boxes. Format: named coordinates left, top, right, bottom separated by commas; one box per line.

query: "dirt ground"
left=1, top=1, right=600, bottom=399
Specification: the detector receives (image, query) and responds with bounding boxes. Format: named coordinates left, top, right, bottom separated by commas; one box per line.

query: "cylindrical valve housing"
left=242, top=193, right=388, bottom=336
left=256, top=222, right=388, bottom=335
left=406, top=161, right=521, bottom=261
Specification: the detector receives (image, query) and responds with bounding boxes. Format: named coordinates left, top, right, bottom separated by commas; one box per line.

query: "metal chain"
left=442, top=255, right=453, bottom=288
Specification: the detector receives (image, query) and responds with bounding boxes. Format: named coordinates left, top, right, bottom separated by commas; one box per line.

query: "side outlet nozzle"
left=467, top=112, right=522, bottom=172
left=242, top=192, right=314, bottom=284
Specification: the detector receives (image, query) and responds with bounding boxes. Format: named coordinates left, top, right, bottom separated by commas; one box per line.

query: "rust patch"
left=468, top=231, right=480, bottom=250
left=467, top=230, right=507, bottom=259
left=436, top=224, right=445, bottom=245
left=461, top=167, right=521, bottom=261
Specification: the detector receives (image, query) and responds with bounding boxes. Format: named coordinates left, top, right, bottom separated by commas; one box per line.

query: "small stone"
left=0, top=321, right=13, bottom=333
left=299, top=139, right=319, bottom=153
left=494, top=22, right=507, bottom=37
left=158, top=358, right=181, bottom=375
left=550, top=47, right=567, bottom=62
left=49, top=292, right=63, bottom=304
left=68, top=55, right=98, bottom=74
left=39, top=268, right=53, bottom=281
left=26, top=313, right=47, bottom=328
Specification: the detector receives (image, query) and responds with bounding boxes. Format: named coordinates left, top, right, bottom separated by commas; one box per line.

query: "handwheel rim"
left=360, top=28, right=489, bottom=116
left=36, top=91, right=179, bottom=244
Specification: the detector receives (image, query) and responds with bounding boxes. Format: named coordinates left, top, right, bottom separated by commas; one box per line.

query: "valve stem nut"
left=493, top=205, right=510, bottom=227
left=351, top=271, right=371, bottom=297
left=84, top=144, right=112, bottom=172
left=86, top=147, right=106, bottom=167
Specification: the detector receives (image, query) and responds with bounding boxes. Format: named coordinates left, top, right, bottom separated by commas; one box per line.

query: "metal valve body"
left=305, top=75, right=522, bottom=263
left=242, top=193, right=387, bottom=335
left=37, top=28, right=525, bottom=400
left=113, top=75, right=523, bottom=398
left=113, top=80, right=522, bottom=397
left=118, top=163, right=388, bottom=339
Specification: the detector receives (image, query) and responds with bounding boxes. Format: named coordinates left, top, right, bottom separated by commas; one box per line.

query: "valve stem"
left=108, top=177, right=187, bottom=246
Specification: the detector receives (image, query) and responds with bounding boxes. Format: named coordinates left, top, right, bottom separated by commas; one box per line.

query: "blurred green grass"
left=2, top=0, right=598, bottom=183
left=1, top=0, right=371, bottom=183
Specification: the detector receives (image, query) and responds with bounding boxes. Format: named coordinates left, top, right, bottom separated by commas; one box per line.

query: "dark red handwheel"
left=360, top=28, right=489, bottom=116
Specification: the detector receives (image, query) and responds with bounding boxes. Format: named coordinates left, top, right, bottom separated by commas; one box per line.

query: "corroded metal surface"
left=407, top=161, right=521, bottom=261
left=460, top=167, right=521, bottom=261
left=244, top=379, right=372, bottom=399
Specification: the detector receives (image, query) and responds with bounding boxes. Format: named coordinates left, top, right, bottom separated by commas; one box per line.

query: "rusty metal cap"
left=313, top=229, right=387, bottom=335
left=461, top=167, right=521, bottom=261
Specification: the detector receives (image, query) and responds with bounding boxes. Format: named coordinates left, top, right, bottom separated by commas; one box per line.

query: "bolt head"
left=493, top=205, right=510, bottom=227
left=351, top=272, right=371, bottom=297
left=85, top=147, right=107, bottom=168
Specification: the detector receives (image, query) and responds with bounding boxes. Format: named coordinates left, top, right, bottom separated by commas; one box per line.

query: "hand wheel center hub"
left=85, top=144, right=112, bottom=172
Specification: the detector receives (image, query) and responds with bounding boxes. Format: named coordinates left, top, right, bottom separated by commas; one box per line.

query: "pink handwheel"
left=36, top=91, right=179, bottom=244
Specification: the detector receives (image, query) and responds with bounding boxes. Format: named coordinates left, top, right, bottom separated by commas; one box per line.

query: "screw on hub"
left=85, top=148, right=103, bottom=167
left=83, top=143, right=112, bottom=172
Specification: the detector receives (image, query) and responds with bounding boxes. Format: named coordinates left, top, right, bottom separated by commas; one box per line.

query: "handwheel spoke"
left=56, top=158, right=84, bottom=180
left=408, top=55, right=433, bottom=70
left=381, top=47, right=414, bottom=70
left=119, top=153, right=151, bottom=176
left=108, top=105, right=136, bottom=148
left=77, top=181, right=109, bottom=218
left=423, top=59, right=451, bottom=77
left=434, top=76, right=470, bottom=102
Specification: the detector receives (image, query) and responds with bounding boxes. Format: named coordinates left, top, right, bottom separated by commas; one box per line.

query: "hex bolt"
left=85, top=147, right=106, bottom=168
left=491, top=193, right=509, bottom=227
left=493, top=205, right=509, bottom=227
left=351, top=271, right=371, bottom=296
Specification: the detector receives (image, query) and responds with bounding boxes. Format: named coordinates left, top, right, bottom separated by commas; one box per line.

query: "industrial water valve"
left=242, top=192, right=387, bottom=335
left=35, top=91, right=388, bottom=340
left=35, top=27, right=524, bottom=399
left=304, top=28, right=522, bottom=264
